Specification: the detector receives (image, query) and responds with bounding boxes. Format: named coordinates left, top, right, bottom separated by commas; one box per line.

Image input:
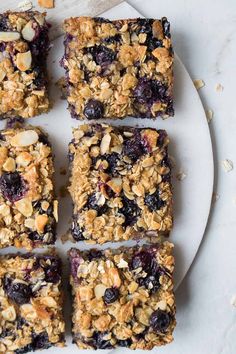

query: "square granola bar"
left=62, top=17, right=174, bottom=120
left=0, top=11, right=50, bottom=119
left=0, top=253, right=65, bottom=353
left=68, top=124, right=173, bottom=244
left=69, top=242, right=176, bottom=349
left=0, top=126, right=58, bottom=249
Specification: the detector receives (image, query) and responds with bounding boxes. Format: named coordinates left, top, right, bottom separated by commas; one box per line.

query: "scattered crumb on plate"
left=38, top=0, right=54, bottom=8
left=18, top=0, right=33, bottom=11
left=176, top=170, right=187, bottom=181
left=205, top=109, right=213, bottom=123
left=193, top=79, right=205, bottom=90
left=212, top=192, right=220, bottom=203
left=59, top=185, right=68, bottom=198
left=59, top=167, right=67, bottom=175
left=168, top=155, right=176, bottom=168
left=61, top=231, right=74, bottom=244
left=230, top=295, right=236, bottom=307
left=215, top=83, right=224, bottom=92
left=56, top=77, right=67, bottom=99
left=222, top=159, right=234, bottom=172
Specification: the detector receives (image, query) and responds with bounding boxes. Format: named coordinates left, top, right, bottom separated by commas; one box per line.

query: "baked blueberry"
left=32, top=331, right=50, bottom=350
left=150, top=310, right=171, bottom=333
left=119, top=196, right=140, bottom=226
left=144, top=190, right=165, bottom=212
left=6, top=281, right=32, bottom=305
left=0, top=172, right=27, bottom=203
left=85, top=192, right=108, bottom=215
left=103, top=287, right=119, bottom=304
left=71, top=218, right=85, bottom=241
left=83, top=99, right=104, bottom=120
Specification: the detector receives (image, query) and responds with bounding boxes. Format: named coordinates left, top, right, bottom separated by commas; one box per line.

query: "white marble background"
left=1, top=0, right=236, bottom=353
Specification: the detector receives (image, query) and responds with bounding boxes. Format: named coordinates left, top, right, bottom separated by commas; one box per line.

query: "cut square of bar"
left=68, top=124, right=173, bottom=244
left=0, top=253, right=65, bottom=353
left=0, top=126, right=58, bottom=249
left=0, top=11, right=50, bottom=119
left=62, top=17, right=174, bottom=120
left=69, top=242, right=176, bottom=350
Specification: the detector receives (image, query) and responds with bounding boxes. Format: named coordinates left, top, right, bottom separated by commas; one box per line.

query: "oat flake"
left=222, top=159, right=234, bottom=172
left=193, top=79, right=205, bottom=90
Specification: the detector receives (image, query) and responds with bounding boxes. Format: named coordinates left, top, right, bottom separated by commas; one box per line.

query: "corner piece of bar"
left=69, top=242, right=176, bottom=349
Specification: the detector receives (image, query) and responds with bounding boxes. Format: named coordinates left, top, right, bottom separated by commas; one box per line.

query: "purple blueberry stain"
left=86, top=45, right=116, bottom=66
left=144, top=190, right=165, bottom=212
left=92, top=332, right=114, bottom=349
left=0, top=172, right=28, bottom=203
left=4, top=279, right=32, bottom=305
left=32, top=331, right=50, bottom=350
left=123, top=130, right=147, bottom=162
left=85, top=192, right=108, bottom=216
left=119, top=196, right=140, bottom=226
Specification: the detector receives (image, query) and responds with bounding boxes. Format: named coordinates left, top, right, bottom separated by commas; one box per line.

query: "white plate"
left=0, top=2, right=214, bottom=353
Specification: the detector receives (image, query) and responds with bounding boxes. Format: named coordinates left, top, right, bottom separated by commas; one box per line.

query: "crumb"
left=215, top=83, right=224, bottom=92
left=205, top=109, right=213, bottom=123
left=56, top=77, right=67, bottom=99
left=59, top=167, right=67, bottom=175
left=18, top=0, right=33, bottom=10
left=168, top=155, right=176, bottom=168
left=61, top=231, right=74, bottom=244
left=38, top=0, right=54, bottom=9
left=212, top=192, right=220, bottom=203
left=230, top=295, right=236, bottom=307
left=176, top=170, right=187, bottom=181
left=222, top=159, right=234, bottom=172
left=193, top=79, right=205, bottom=90
left=59, top=185, right=68, bottom=198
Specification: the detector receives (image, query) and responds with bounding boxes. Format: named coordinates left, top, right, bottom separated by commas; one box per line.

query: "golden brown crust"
left=69, top=242, right=176, bottom=349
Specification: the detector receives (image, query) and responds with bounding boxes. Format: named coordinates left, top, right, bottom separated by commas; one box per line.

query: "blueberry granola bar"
left=62, top=17, right=174, bottom=120
left=0, top=253, right=65, bottom=353
left=0, top=11, right=50, bottom=119
left=0, top=126, right=58, bottom=249
left=68, top=124, right=172, bottom=244
left=69, top=242, right=176, bottom=349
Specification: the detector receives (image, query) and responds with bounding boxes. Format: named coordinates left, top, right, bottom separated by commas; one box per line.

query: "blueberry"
left=71, top=218, right=85, bottom=241
left=0, top=172, right=28, bottom=203
left=85, top=193, right=108, bottom=215
left=150, top=310, right=171, bottom=333
left=136, top=19, right=153, bottom=35
left=117, top=339, right=132, bottom=347
left=148, top=38, right=163, bottom=51
left=0, top=15, right=8, bottom=31
left=6, top=281, right=32, bottom=305
left=123, top=131, right=146, bottom=162
left=17, top=316, right=28, bottom=329
left=94, top=17, right=112, bottom=24
left=103, top=287, right=119, bottom=304
left=104, top=152, right=119, bottom=174
left=87, top=45, right=116, bottom=66
left=38, top=133, right=51, bottom=146
left=119, top=196, right=140, bottom=226
left=161, top=17, right=170, bottom=38
left=43, top=258, right=61, bottom=284
left=6, top=117, right=24, bottom=129
left=130, top=251, right=152, bottom=272
left=83, top=99, right=104, bottom=120
left=93, top=332, right=114, bottom=349
left=87, top=249, right=103, bottom=261
left=140, top=275, right=160, bottom=293
left=0, top=328, right=12, bottom=339
left=32, top=331, right=50, bottom=350
left=157, top=130, right=167, bottom=147
left=103, top=34, right=121, bottom=44
left=144, top=190, right=165, bottom=212
left=133, top=78, right=153, bottom=104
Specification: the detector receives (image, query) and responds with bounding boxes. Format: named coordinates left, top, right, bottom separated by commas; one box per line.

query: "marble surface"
left=125, top=0, right=236, bottom=353
left=0, top=0, right=235, bottom=353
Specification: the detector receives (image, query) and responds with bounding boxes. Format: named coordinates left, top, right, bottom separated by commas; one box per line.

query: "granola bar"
left=0, top=126, right=58, bottom=249
left=0, top=253, right=65, bottom=353
left=68, top=124, right=172, bottom=244
left=62, top=17, right=174, bottom=120
left=0, top=11, right=50, bottom=119
left=69, top=242, right=176, bottom=350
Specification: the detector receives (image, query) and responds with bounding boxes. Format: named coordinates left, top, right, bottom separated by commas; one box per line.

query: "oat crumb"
left=18, top=0, right=33, bottom=10
left=38, top=0, right=54, bottom=9
left=222, top=159, right=234, bottom=173
left=212, top=192, right=220, bottom=203
left=59, top=167, right=67, bottom=175
left=193, top=79, right=205, bottom=90
left=230, top=295, right=236, bottom=307
left=176, top=170, right=187, bottom=181
left=59, top=185, right=68, bottom=198
left=215, top=83, right=224, bottom=92
left=205, top=109, right=213, bottom=123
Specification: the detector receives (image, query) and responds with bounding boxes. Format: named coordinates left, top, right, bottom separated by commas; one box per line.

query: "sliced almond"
left=95, top=192, right=105, bottom=206
left=15, top=198, right=33, bottom=217
left=41, top=296, right=57, bottom=308
left=94, top=284, right=107, bottom=299
left=35, top=214, right=48, bottom=233
left=0, top=31, right=20, bottom=42
left=34, top=14, right=45, bottom=26
left=3, top=157, right=16, bottom=172
left=22, top=21, right=36, bottom=41
left=100, top=134, right=111, bottom=155
left=2, top=306, right=16, bottom=321
left=117, top=259, right=128, bottom=268
left=0, top=204, right=10, bottom=217
left=53, top=200, right=58, bottom=222
left=11, top=130, right=38, bottom=147
left=21, top=304, right=37, bottom=320
left=107, top=178, right=122, bottom=194
left=16, top=51, right=32, bottom=71
left=16, top=152, right=32, bottom=167
left=0, top=68, right=6, bottom=82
